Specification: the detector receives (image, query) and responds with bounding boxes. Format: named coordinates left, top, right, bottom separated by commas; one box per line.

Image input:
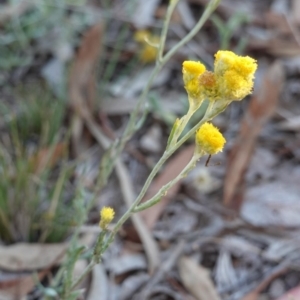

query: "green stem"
left=69, top=0, right=222, bottom=292
left=170, top=104, right=196, bottom=146
left=74, top=100, right=227, bottom=297
left=104, top=101, right=220, bottom=247
left=70, top=229, right=106, bottom=290
left=70, top=260, right=96, bottom=290
left=157, top=0, right=180, bottom=61
left=111, top=149, right=171, bottom=234
left=134, top=153, right=201, bottom=212
left=107, top=0, right=221, bottom=180
left=173, top=100, right=224, bottom=150
left=162, top=0, right=221, bottom=63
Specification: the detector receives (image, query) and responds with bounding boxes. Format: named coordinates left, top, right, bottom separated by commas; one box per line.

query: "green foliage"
left=12, top=84, right=65, bottom=145
left=0, top=0, right=92, bottom=75
left=211, top=13, right=249, bottom=51
left=0, top=84, right=78, bottom=243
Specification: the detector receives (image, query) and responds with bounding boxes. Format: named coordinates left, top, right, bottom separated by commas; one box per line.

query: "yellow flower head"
left=196, top=122, right=226, bottom=155
left=139, top=44, right=158, bottom=63
left=214, top=50, right=257, bottom=101
left=134, top=30, right=151, bottom=43
left=182, top=61, right=206, bottom=84
left=134, top=30, right=159, bottom=64
left=99, top=206, right=115, bottom=229
left=182, top=61, right=206, bottom=102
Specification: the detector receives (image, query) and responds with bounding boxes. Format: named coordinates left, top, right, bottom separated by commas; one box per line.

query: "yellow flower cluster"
left=134, top=30, right=160, bottom=64
left=196, top=122, right=226, bottom=155
left=180, top=51, right=257, bottom=156
left=183, top=50, right=257, bottom=102
left=99, top=206, right=115, bottom=229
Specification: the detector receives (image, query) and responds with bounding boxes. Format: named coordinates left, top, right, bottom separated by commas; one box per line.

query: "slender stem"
left=134, top=154, right=201, bottom=212
left=174, top=100, right=228, bottom=150
left=170, top=105, right=194, bottom=146
left=162, top=0, right=221, bottom=63
left=110, top=0, right=221, bottom=173
left=135, top=101, right=215, bottom=205
left=70, top=229, right=106, bottom=292
left=72, top=94, right=226, bottom=298
left=157, top=0, right=180, bottom=61
left=69, top=1, right=222, bottom=292
left=110, top=149, right=172, bottom=235
left=105, top=101, right=221, bottom=248
left=106, top=0, right=221, bottom=212
left=69, top=100, right=218, bottom=289
left=113, top=65, right=161, bottom=158
left=71, top=260, right=96, bottom=290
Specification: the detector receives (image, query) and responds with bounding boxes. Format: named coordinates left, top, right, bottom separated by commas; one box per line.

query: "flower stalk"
left=99, top=0, right=222, bottom=192
left=63, top=0, right=260, bottom=297
left=133, top=151, right=203, bottom=213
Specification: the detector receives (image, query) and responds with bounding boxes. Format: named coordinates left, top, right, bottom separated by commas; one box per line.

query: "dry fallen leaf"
left=69, top=22, right=103, bottom=113
left=120, top=273, right=150, bottom=300
left=278, top=115, right=300, bottom=131
left=242, top=267, right=288, bottom=300
left=241, top=182, right=300, bottom=228
left=276, top=285, right=300, bottom=300
left=223, top=61, right=285, bottom=211
left=242, top=293, right=258, bottom=300
left=69, top=22, right=104, bottom=156
left=178, top=256, right=221, bottom=300
left=0, top=269, right=48, bottom=300
left=214, top=251, right=238, bottom=291
left=107, top=253, right=147, bottom=276
left=86, top=264, right=109, bottom=300
left=0, top=243, right=67, bottom=271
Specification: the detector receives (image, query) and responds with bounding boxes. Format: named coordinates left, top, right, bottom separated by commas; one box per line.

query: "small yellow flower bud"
left=182, top=61, right=206, bottom=108
left=139, top=44, right=158, bottom=63
left=196, top=122, right=226, bottom=155
left=99, top=206, right=115, bottom=229
left=134, top=30, right=151, bottom=43
left=182, top=61, right=206, bottom=86
left=134, top=30, right=159, bottom=63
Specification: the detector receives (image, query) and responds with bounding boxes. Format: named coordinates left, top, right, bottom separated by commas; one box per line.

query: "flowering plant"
left=79, top=50, right=257, bottom=297
left=59, top=1, right=257, bottom=298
